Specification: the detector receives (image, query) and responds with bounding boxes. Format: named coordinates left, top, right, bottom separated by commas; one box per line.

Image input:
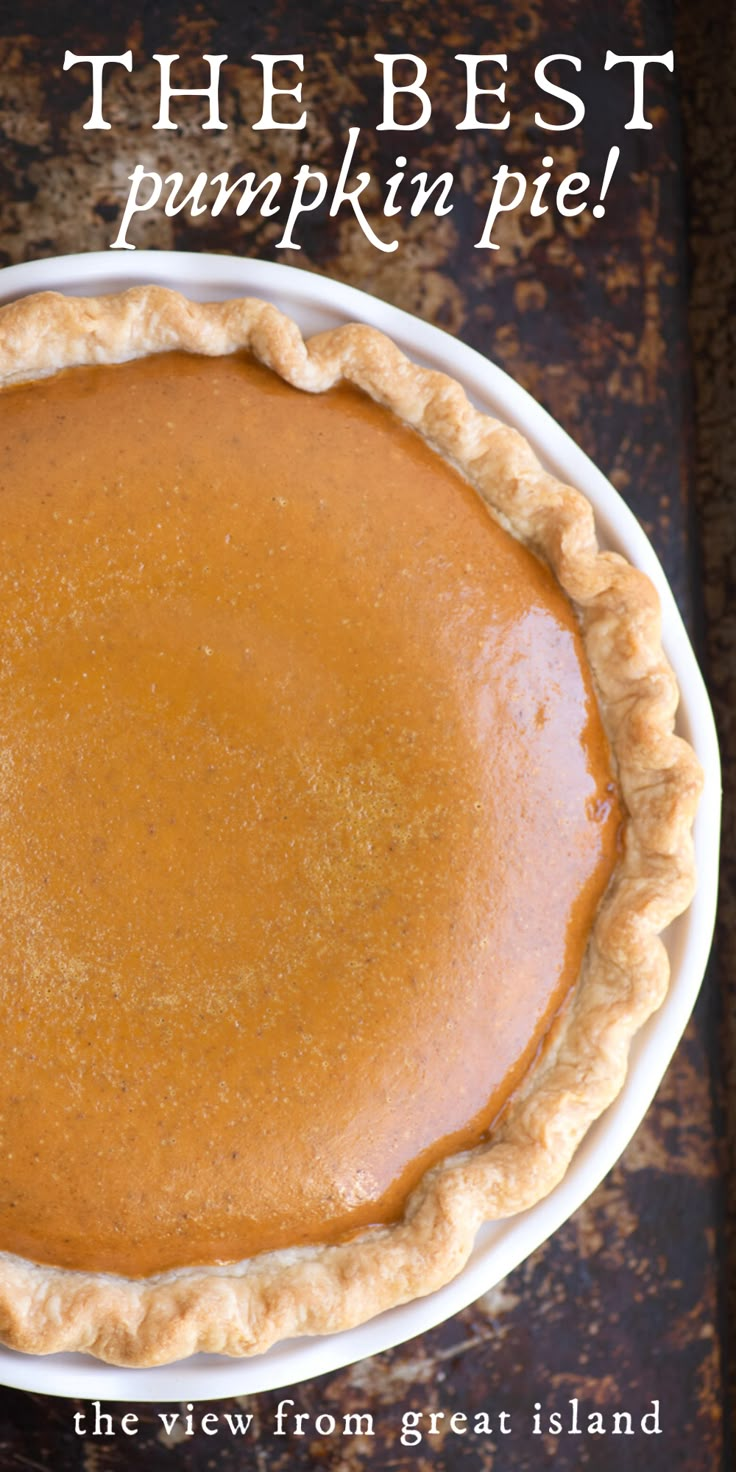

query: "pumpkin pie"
left=0, top=287, right=701, bottom=1365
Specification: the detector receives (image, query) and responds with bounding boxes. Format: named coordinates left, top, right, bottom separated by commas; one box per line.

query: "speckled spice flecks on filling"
left=0, top=350, right=619, bottom=1276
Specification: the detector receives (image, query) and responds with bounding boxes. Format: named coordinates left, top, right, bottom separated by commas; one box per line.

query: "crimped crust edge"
left=0, top=287, right=703, bottom=1365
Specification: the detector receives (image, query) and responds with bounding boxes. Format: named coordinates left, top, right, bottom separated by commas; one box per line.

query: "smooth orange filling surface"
left=0, top=350, right=619, bottom=1276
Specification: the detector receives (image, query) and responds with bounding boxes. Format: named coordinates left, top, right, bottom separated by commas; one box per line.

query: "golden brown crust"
left=0, top=287, right=702, bottom=1365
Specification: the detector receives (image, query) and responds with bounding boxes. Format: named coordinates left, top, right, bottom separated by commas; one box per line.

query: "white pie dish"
left=0, top=250, right=720, bottom=1401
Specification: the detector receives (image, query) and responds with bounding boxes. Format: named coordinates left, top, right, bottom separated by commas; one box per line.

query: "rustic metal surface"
left=677, top=0, right=735, bottom=1457
left=0, top=0, right=729, bottom=1467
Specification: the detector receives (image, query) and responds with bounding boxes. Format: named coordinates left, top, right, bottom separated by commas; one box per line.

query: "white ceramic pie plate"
left=0, top=252, right=721, bottom=1401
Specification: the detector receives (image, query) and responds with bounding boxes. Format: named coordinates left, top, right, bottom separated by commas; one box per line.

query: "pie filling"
left=0, top=351, right=619, bottom=1277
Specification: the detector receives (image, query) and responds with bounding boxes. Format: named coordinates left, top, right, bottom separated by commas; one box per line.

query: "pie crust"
left=0, top=287, right=702, bottom=1366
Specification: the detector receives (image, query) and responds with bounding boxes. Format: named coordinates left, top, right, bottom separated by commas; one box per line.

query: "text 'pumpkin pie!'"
left=0, top=288, right=701, bottom=1366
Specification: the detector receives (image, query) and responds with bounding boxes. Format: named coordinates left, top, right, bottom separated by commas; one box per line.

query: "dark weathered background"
left=0, top=0, right=732, bottom=1467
